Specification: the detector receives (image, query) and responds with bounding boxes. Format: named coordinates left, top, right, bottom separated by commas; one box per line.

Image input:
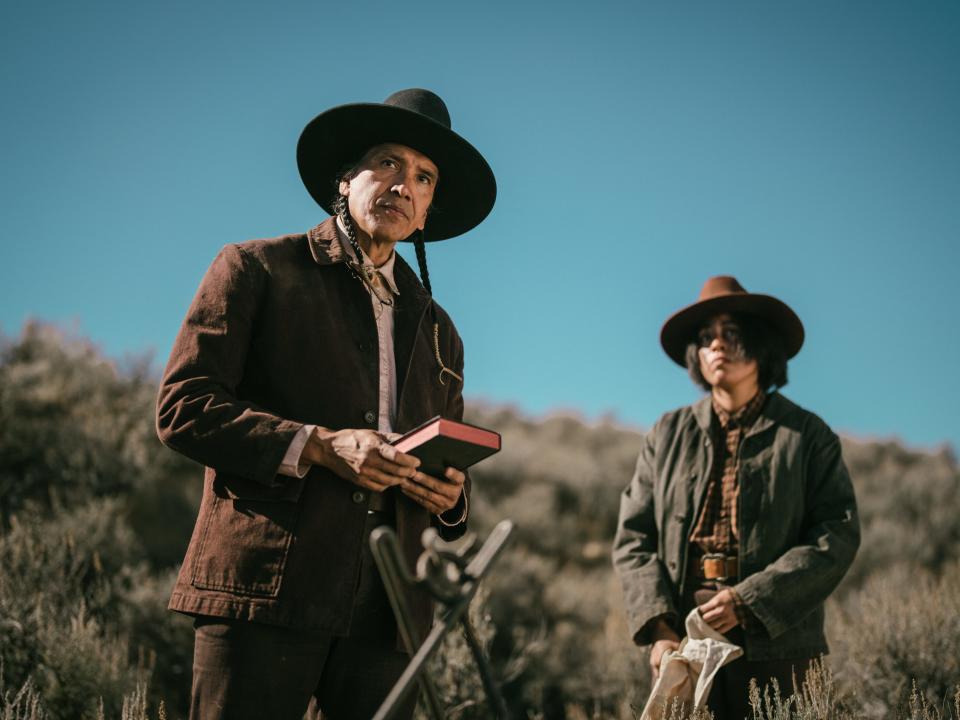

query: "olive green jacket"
left=612, top=392, right=860, bottom=660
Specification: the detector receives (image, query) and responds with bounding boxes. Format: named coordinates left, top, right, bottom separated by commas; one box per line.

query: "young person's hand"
left=649, top=618, right=681, bottom=680
left=302, top=428, right=419, bottom=491
left=698, top=588, right=740, bottom=635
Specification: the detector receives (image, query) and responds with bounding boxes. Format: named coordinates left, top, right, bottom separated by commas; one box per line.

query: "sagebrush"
left=2, top=323, right=958, bottom=719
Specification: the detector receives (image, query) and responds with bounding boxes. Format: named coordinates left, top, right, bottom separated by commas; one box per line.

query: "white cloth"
left=639, top=609, right=743, bottom=720
left=276, top=220, right=399, bottom=479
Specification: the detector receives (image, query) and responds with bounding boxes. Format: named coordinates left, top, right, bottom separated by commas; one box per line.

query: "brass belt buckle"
left=701, top=552, right=733, bottom=582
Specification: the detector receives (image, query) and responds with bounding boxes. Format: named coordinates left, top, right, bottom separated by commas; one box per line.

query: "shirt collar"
left=335, top=217, right=400, bottom=296
left=713, top=390, right=767, bottom=431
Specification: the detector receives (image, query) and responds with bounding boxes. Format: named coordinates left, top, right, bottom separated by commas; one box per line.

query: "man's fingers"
left=405, top=484, right=458, bottom=511
left=410, top=471, right=454, bottom=494
left=352, top=473, right=394, bottom=492
left=444, top=467, right=466, bottom=485
left=398, top=468, right=464, bottom=513
left=369, top=451, right=419, bottom=477
left=376, top=442, right=398, bottom=463
left=400, top=486, right=443, bottom=514
left=400, top=479, right=442, bottom=505
left=377, top=444, right=420, bottom=468
left=360, top=465, right=406, bottom=489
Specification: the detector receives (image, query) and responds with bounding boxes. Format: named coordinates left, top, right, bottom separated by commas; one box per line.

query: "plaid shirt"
left=688, top=390, right=766, bottom=553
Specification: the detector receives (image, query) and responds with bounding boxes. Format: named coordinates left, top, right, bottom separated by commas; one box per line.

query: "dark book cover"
left=391, top=416, right=501, bottom=477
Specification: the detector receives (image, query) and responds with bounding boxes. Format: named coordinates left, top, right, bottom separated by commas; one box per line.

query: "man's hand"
left=400, top=467, right=466, bottom=515
left=698, top=588, right=740, bottom=635
left=649, top=618, right=681, bottom=681
left=302, top=428, right=419, bottom=491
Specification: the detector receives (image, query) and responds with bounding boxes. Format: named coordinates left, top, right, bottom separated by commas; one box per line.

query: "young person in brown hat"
left=156, top=89, right=496, bottom=720
left=612, top=276, right=860, bottom=719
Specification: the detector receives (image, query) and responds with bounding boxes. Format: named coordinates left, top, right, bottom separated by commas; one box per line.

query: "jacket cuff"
left=634, top=612, right=680, bottom=646
left=729, top=587, right=763, bottom=635
left=277, top=425, right=315, bottom=478
left=733, top=575, right=788, bottom=639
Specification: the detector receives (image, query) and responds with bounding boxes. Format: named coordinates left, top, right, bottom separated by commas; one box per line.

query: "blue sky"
left=2, top=1, right=958, bottom=451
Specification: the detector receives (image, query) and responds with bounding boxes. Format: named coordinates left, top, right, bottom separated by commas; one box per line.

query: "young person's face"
left=697, top=314, right=759, bottom=391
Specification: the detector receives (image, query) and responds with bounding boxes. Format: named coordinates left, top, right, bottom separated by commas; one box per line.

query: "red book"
left=391, top=416, right=501, bottom=476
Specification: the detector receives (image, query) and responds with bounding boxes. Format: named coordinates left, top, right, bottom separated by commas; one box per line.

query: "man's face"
left=696, top=314, right=759, bottom=391
left=339, top=143, right=438, bottom=245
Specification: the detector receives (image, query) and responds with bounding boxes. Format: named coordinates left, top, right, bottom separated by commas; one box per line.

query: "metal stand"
left=370, top=519, right=514, bottom=720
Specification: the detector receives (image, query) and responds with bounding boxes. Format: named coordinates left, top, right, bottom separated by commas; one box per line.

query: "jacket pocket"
left=190, top=474, right=306, bottom=598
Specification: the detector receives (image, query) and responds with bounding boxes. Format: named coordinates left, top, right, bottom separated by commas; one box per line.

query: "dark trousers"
left=684, top=584, right=812, bottom=720
left=189, top=511, right=417, bottom=720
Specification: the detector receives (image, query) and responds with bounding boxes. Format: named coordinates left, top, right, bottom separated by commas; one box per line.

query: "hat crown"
left=383, top=88, right=451, bottom=130
left=698, top=275, right=748, bottom=301
left=660, top=274, right=805, bottom=366
left=297, top=87, right=495, bottom=240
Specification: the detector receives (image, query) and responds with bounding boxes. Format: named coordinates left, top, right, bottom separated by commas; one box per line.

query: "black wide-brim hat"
left=297, top=88, right=497, bottom=242
left=660, top=275, right=805, bottom=366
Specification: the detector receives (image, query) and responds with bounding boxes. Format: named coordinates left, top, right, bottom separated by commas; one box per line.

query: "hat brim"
left=660, top=293, right=805, bottom=366
left=297, top=103, right=496, bottom=241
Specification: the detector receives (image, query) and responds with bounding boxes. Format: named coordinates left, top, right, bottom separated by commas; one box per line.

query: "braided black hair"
left=413, top=231, right=432, bottom=296
left=332, top=194, right=367, bottom=266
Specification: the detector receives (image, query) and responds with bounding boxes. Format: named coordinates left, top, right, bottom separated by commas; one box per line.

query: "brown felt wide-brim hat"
left=660, top=275, right=805, bottom=366
left=297, top=88, right=497, bottom=242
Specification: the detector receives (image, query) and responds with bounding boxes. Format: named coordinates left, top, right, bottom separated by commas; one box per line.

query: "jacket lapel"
left=690, top=395, right=715, bottom=520
left=746, top=392, right=786, bottom=439
left=305, top=218, right=433, bottom=426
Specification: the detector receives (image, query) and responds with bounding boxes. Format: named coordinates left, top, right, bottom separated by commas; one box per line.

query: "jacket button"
left=668, top=560, right=677, bottom=570
left=674, top=514, right=686, bottom=522
left=363, top=410, right=376, bottom=424
left=351, top=491, right=366, bottom=504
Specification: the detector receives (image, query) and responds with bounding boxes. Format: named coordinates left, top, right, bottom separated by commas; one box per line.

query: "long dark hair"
left=684, top=313, right=789, bottom=391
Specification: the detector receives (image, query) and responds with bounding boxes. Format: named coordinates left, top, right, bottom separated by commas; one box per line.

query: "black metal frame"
left=369, top=520, right=514, bottom=720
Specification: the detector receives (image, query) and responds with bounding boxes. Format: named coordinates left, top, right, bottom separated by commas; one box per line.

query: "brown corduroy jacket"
left=156, top=217, right=469, bottom=639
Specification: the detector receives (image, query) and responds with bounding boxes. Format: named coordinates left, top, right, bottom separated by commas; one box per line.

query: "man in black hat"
left=156, top=89, right=496, bottom=720
left=612, top=276, right=860, bottom=719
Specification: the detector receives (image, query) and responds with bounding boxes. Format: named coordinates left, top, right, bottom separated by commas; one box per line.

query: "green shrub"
left=2, top=324, right=959, bottom=718
left=830, top=563, right=960, bottom=718
left=0, top=499, right=189, bottom=719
